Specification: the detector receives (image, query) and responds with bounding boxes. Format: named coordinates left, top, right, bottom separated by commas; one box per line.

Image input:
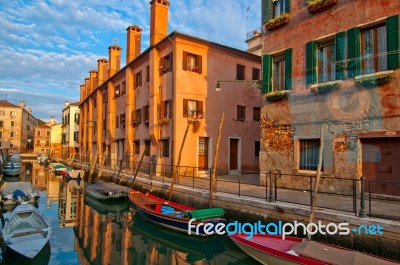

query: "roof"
left=70, top=101, right=80, bottom=106
left=0, top=100, right=21, bottom=108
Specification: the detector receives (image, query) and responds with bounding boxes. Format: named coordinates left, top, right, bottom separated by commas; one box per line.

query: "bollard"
left=359, top=176, right=367, bottom=218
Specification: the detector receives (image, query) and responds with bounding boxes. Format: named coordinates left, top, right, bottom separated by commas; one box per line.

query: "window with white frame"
left=361, top=23, right=387, bottom=74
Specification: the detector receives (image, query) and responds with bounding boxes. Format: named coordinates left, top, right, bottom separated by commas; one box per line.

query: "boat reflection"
left=0, top=241, right=51, bottom=265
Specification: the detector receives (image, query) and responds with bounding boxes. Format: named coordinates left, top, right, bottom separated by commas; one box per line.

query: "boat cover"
left=187, top=208, right=225, bottom=221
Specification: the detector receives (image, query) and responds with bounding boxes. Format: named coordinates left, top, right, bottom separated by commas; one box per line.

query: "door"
left=361, top=137, right=400, bottom=195
left=198, top=137, right=209, bottom=170
left=229, top=138, right=239, bottom=171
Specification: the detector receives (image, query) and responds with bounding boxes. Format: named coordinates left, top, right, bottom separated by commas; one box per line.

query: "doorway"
left=229, top=138, right=240, bottom=172
left=198, top=137, right=209, bottom=170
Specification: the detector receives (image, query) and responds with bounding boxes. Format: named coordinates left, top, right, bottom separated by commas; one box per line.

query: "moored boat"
left=229, top=233, right=400, bottom=265
left=128, top=190, right=226, bottom=236
left=85, top=181, right=131, bottom=201
left=2, top=204, right=52, bottom=259
left=0, top=181, right=40, bottom=206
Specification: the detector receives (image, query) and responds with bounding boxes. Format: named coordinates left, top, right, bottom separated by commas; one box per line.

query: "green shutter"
left=387, top=15, right=399, bottom=70
left=347, top=27, right=360, bottom=77
left=306, top=41, right=317, bottom=85
left=285, top=0, right=290, bottom=13
left=262, top=0, right=272, bottom=23
left=262, top=54, right=272, bottom=93
left=285, top=48, right=292, bottom=90
left=335, top=31, right=346, bottom=80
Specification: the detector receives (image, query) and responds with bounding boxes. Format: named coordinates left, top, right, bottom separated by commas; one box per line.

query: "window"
left=75, top=113, right=79, bottom=124
left=262, top=48, right=292, bottom=93
left=146, top=65, right=150, bottom=82
left=361, top=23, right=387, bottom=74
left=160, top=139, right=170, bottom=157
left=253, top=107, right=260, bottom=121
left=255, top=141, right=260, bottom=157
left=143, top=105, right=149, bottom=123
left=46, top=140, right=49, bottom=145
left=36, top=140, right=40, bottom=145
left=135, top=71, right=142, bottom=88
left=183, top=99, right=203, bottom=119
left=0, top=121, right=3, bottom=128
left=10, top=121, right=14, bottom=127
left=10, top=131, right=14, bottom=138
left=0, top=110, right=4, bottom=116
left=120, top=113, right=125, bottom=128
left=10, top=142, right=13, bottom=148
left=132, top=109, right=142, bottom=124
left=318, top=40, right=336, bottom=83
left=160, top=53, right=173, bottom=74
left=299, top=139, right=322, bottom=171
left=237, top=105, right=246, bottom=122
left=160, top=100, right=171, bottom=119
left=121, top=81, right=126, bottom=95
left=236, top=64, right=245, bottom=80
left=273, top=0, right=286, bottom=18
left=144, top=140, right=150, bottom=156
left=252, top=68, right=261, bottom=81
left=134, top=140, right=140, bottom=154
left=37, top=130, right=41, bottom=136
left=10, top=111, right=16, bottom=117
left=183, top=51, right=202, bottom=73
left=0, top=131, right=2, bottom=138
left=74, top=131, right=78, bottom=141
left=47, top=130, right=50, bottom=136
left=115, top=85, right=120, bottom=97
left=115, top=115, right=119, bottom=128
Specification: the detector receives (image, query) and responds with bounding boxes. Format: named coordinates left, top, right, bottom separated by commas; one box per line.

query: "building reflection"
left=73, top=192, right=257, bottom=265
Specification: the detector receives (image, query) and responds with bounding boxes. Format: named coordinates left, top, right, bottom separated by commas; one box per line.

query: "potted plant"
left=310, top=80, right=341, bottom=94
left=158, top=117, right=169, bottom=125
left=266, top=90, right=290, bottom=102
left=355, top=71, right=395, bottom=88
left=306, top=0, right=337, bottom=13
left=265, top=13, right=290, bottom=30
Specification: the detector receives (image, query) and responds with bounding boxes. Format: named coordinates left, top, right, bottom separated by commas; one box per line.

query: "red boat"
left=128, top=190, right=225, bottom=236
left=230, top=233, right=399, bottom=265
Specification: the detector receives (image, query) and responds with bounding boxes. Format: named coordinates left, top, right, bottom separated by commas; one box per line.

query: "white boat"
left=85, top=181, right=130, bottom=201
left=0, top=182, right=40, bottom=206
left=9, top=154, right=22, bottom=163
left=2, top=204, right=52, bottom=259
left=2, top=167, right=21, bottom=176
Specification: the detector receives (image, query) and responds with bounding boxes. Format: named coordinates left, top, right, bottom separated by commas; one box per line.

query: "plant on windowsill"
left=158, top=117, right=169, bottom=125
left=266, top=90, right=290, bottom=102
left=354, top=70, right=395, bottom=88
left=306, top=0, right=337, bottom=13
left=310, top=80, right=341, bottom=95
left=265, top=13, right=290, bottom=30
left=132, top=120, right=140, bottom=126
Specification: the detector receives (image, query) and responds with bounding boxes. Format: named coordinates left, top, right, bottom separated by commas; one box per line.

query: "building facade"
left=0, top=100, right=38, bottom=154
left=34, top=124, right=51, bottom=155
left=260, top=0, right=400, bottom=195
left=62, top=101, right=80, bottom=159
left=79, top=0, right=261, bottom=175
left=50, top=123, right=63, bottom=159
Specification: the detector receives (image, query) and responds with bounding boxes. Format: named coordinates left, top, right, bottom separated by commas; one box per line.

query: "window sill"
left=297, top=169, right=323, bottom=176
left=354, top=70, right=394, bottom=88
left=265, top=13, right=290, bottom=31
left=266, top=90, right=290, bottom=102
left=310, top=80, right=341, bottom=95
left=306, top=0, right=337, bottom=13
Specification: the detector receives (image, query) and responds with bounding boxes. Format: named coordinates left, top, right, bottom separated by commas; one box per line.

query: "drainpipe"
left=168, top=36, right=175, bottom=168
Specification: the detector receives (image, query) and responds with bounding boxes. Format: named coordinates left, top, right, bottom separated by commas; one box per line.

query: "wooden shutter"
left=116, top=115, right=119, bottom=128
left=183, top=99, right=188, bottom=117
left=335, top=31, right=346, bottom=80
left=182, top=51, right=188, bottom=70
left=197, top=55, right=202, bottom=74
left=197, top=101, right=203, bottom=118
left=168, top=100, right=172, bottom=118
left=159, top=57, right=165, bottom=75
left=160, top=101, right=165, bottom=118
left=387, top=15, right=399, bottom=70
left=262, top=0, right=272, bottom=23
left=285, top=0, right=290, bottom=13
left=262, top=54, right=272, bottom=93
left=285, top=48, right=292, bottom=90
left=347, top=27, right=360, bottom=77
left=139, top=70, right=142, bottom=86
left=306, top=41, right=317, bottom=85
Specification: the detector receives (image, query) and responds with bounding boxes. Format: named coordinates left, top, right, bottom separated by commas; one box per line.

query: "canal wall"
left=80, top=165, right=400, bottom=261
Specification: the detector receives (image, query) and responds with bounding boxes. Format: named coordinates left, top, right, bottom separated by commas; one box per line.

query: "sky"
left=0, top=0, right=261, bottom=122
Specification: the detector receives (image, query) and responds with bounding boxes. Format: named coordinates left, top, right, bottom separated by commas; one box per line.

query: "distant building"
left=78, top=0, right=261, bottom=174
left=50, top=123, right=62, bottom=159
left=62, top=101, right=80, bottom=159
left=34, top=124, right=51, bottom=155
left=0, top=100, right=38, bottom=154
left=259, top=0, right=400, bottom=195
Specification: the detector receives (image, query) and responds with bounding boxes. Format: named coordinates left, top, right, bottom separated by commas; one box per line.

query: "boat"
left=85, top=181, right=131, bottom=201
left=1, top=204, right=52, bottom=259
left=84, top=194, right=129, bottom=215
left=229, top=233, right=400, bottom=265
left=128, top=190, right=226, bottom=236
left=3, top=163, right=21, bottom=176
left=0, top=181, right=40, bottom=206
left=131, top=213, right=225, bottom=262
left=9, top=154, right=22, bottom=163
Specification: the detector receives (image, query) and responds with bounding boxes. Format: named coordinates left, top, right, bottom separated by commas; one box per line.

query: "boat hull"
left=85, top=181, right=130, bottom=201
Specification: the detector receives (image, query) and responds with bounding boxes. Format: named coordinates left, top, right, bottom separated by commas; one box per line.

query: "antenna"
left=113, top=37, right=118, bottom=45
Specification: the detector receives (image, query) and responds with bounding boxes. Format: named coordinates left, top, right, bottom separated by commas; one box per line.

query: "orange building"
left=34, top=124, right=51, bottom=155
left=79, top=0, right=261, bottom=175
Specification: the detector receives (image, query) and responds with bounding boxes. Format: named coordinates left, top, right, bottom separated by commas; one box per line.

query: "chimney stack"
left=89, top=70, right=98, bottom=93
left=80, top=84, right=85, bottom=101
left=64, top=101, right=69, bottom=108
left=50, top=116, right=55, bottom=125
left=27, top=107, right=32, bottom=113
left=85, top=78, right=90, bottom=97
left=108, top=45, right=122, bottom=77
left=126, top=25, right=142, bottom=64
left=19, top=101, right=26, bottom=108
left=97, top=58, right=109, bottom=85
left=150, top=0, right=169, bottom=46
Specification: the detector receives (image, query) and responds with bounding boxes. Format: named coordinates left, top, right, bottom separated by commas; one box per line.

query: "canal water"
left=1, top=161, right=259, bottom=265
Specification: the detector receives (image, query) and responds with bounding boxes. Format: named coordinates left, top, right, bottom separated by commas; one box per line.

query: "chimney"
left=150, top=0, right=169, bottom=46
left=126, top=25, right=142, bottom=64
left=27, top=107, right=32, bottom=113
left=64, top=101, right=69, bottom=108
left=80, top=84, right=85, bottom=101
left=85, top=78, right=90, bottom=97
left=108, top=45, right=122, bottom=77
left=50, top=116, right=55, bottom=125
left=97, top=58, right=109, bottom=85
left=89, top=70, right=98, bottom=93
left=19, top=101, right=26, bottom=108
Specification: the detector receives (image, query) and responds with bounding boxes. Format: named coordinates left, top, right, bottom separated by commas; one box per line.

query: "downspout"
left=168, top=36, right=175, bottom=168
